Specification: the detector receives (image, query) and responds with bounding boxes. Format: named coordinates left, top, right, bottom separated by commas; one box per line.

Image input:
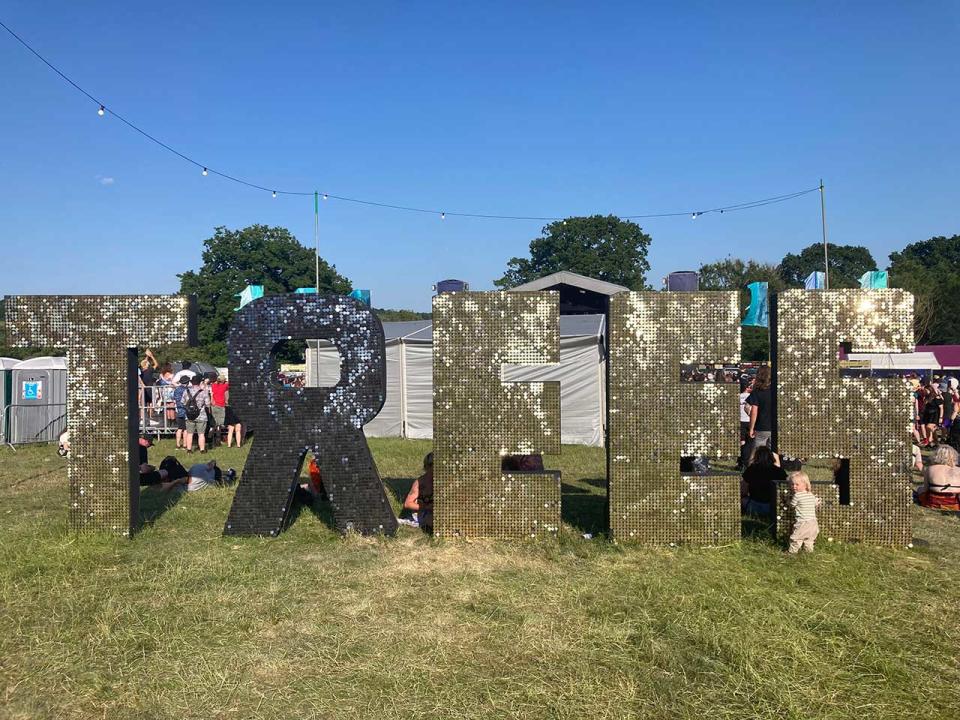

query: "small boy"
left=787, top=470, right=821, bottom=554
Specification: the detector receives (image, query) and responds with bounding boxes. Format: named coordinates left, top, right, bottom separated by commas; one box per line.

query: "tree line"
left=0, top=220, right=956, bottom=363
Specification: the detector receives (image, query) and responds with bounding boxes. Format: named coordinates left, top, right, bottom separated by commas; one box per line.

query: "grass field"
left=2, top=438, right=960, bottom=719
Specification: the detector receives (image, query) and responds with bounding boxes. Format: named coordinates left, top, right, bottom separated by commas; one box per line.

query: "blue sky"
left=1, top=2, right=957, bottom=311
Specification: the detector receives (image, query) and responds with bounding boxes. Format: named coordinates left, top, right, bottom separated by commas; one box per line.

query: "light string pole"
left=820, top=178, right=830, bottom=290
left=314, top=191, right=320, bottom=293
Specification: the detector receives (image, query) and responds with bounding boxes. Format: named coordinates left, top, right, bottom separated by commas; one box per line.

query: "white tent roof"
left=379, top=314, right=605, bottom=343
left=847, top=351, right=940, bottom=370
left=13, top=356, right=67, bottom=370
left=0, top=357, right=21, bottom=370
left=509, top=271, right=629, bottom=296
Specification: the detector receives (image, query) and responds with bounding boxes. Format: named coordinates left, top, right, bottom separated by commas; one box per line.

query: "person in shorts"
left=210, top=374, right=229, bottom=434
left=182, top=375, right=210, bottom=454
left=172, top=376, right=190, bottom=448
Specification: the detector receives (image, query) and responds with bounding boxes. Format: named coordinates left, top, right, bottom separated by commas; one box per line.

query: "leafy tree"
left=177, top=225, right=351, bottom=365
left=373, top=308, right=431, bottom=321
left=494, top=215, right=652, bottom=290
left=889, top=234, right=960, bottom=344
left=778, top=243, right=877, bottom=288
left=698, top=258, right=786, bottom=360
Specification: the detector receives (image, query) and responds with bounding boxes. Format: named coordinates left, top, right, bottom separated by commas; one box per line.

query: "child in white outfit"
left=788, top=471, right=821, bottom=554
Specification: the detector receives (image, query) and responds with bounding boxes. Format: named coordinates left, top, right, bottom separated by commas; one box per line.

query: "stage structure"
left=433, top=291, right=562, bottom=538
left=608, top=292, right=742, bottom=544
left=774, top=289, right=914, bottom=545
left=223, top=294, right=398, bottom=537
left=5, top=295, right=194, bottom=536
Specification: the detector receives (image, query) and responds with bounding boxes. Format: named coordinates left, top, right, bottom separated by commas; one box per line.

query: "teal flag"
left=295, top=287, right=317, bottom=294
left=349, top=289, right=371, bottom=306
left=742, top=281, right=769, bottom=327
left=859, top=270, right=888, bottom=289
left=804, top=271, right=825, bottom=290
left=234, top=284, right=264, bottom=311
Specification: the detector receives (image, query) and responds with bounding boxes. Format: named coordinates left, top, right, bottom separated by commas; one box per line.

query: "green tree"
left=698, top=258, right=786, bottom=360
left=177, top=225, right=351, bottom=365
left=373, top=308, right=431, bottom=322
left=778, top=243, right=877, bottom=288
left=889, top=234, right=960, bottom=344
left=494, top=215, right=652, bottom=290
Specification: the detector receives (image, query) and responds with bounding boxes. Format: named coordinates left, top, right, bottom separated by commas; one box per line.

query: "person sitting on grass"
left=403, top=452, right=434, bottom=534
left=787, top=471, right=821, bottom=554
left=915, top=445, right=960, bottom=511
left=740, top=445, right=786, bottom=518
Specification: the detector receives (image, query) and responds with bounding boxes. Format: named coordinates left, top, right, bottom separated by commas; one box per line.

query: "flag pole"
left=820, top=179, right=830, bottom=290
left=314, top=191, right=320, bottom=293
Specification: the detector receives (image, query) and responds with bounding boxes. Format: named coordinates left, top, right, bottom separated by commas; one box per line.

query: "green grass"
left=1, top=439, right=959, bottom=719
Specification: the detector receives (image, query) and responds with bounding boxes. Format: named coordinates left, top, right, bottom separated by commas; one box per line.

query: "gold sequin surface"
left=6, top=295, right=192, bottom=536
left=433, top=291, right=561, bottom=538
left=775, top=289, right=914, bottom=546
left=608, top=292, right=741, bottom=544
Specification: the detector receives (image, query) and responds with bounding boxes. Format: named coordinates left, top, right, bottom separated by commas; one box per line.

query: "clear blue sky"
left=1, top=2, right=957, bottom=311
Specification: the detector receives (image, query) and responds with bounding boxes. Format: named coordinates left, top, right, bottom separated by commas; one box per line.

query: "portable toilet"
left=0, top=357, right=19, bottom=443
left=9, top=356, right=68, bottom=445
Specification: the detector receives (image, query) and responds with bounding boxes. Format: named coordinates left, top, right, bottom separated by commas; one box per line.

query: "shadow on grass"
left=285, top=491, right=338, bottom=531
left=138, top=486, right=185, bottom=526
left=562, top=482, right=607, bottom=537
left=383, top=477, right=415, bottom=505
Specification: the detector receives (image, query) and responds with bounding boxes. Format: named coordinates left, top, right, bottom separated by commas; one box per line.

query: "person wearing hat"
left=172, top=375, right=191, bottom=449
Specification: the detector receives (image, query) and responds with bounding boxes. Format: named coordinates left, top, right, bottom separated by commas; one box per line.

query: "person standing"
left=210, top=374, right=229, bottom=437
left=737, top=376, right=754, bottom=469
left=922, top=379, right=944, bottom=446
left=746, top=366, right=773, bottom=453
left=172, top=376, right=190, bottom=449
left=787, top=471, right=821, bottom=554
left=182, top=375, right=211, bottom=454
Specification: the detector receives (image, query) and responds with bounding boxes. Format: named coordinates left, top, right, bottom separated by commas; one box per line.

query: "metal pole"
left=314, top=191, right=320, bottom=293
left=820, top=179, right=829, bottom=290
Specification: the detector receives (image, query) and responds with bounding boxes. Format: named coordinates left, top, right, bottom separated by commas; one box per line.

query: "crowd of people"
left=138, top=355, right=244, bottom=450
left=132, top=350, right=958, bottom=542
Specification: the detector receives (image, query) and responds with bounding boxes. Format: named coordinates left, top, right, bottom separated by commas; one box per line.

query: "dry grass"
left=1, top=439, right=959, bottom=719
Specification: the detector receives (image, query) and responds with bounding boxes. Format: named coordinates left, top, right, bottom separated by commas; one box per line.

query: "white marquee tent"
left=306, top=315, right=607, bottom=446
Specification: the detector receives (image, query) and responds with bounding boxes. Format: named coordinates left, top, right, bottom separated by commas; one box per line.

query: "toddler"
left=788, top=470, right=821, bottom=554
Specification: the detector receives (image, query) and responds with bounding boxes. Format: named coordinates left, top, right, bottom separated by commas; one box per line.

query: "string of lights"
left=1, top=18, right=821, bottom=221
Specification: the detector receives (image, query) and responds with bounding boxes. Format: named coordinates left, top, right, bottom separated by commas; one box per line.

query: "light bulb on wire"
left=202, top=167, right=208, bottom=176
left=322, top=193, right=328, bottom=201
left=441, top=212, right=445, bottom=220
left=691, top=212, right=698, bottom=219
left=97, top=105, right=105, bottom=116
left=272, top=191, right=277, bottom=198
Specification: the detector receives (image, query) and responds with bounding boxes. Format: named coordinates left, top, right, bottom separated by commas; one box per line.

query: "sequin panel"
left=608, top=292, right=741, bottom=544
left=223, top=294, right=398, bottom=538
left=774, top=289, right=914, bottom=546
left=5, top=295, right=192, bottom=536
left=433, top=291, right=561, bottom=538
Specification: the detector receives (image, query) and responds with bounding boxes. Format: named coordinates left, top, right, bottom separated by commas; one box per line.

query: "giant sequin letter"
left=433, top=291, right=561, bottom=538
left=608, top=292, right=741, bottom=544
left=223, top=294, right=397, bottom=537
left=774, top=289, right=914, bottom=545
left=5, top=295, right=193, bottom=536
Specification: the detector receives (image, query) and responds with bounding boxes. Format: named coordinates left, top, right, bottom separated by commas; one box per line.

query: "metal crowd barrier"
left=3, top=403, right=67, bottom=447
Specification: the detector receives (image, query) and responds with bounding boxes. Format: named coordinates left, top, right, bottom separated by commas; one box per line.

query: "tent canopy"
left=306, top=314, right=607, bottom=446
left=847, top=352, right=940, bottom=370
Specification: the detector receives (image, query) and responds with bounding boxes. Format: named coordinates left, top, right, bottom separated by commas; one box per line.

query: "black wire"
left=0, top=18, right=822, bottom=219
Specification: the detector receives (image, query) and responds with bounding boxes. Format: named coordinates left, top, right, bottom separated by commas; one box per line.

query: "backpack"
left=184, top=388, right=202, bottom=421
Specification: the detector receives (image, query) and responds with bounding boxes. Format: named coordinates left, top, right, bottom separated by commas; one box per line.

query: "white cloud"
left=98, top=176, right=115, bottom=186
